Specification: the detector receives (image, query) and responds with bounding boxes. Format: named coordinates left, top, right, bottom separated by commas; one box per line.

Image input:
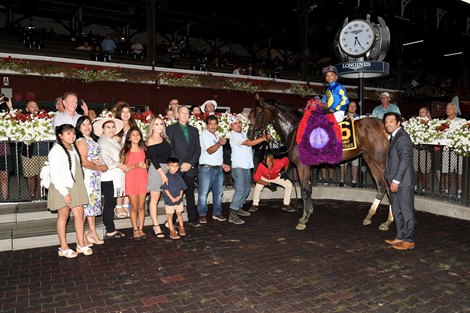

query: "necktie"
left=389, top=135, right=393, bottom=143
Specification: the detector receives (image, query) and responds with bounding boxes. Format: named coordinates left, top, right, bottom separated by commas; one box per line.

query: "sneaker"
left=237, top=209, right=251, bottom=217
left=199, top=216, right=207, bottom=224
left=212, top=214, right=227, bottom=222
left=229, top=210, right=245, bottom=225
left=190, top=221, right=201, bottom=228
left=248, top=205, right=258, bottom=213
left=282, top=204, right=296, bottom=213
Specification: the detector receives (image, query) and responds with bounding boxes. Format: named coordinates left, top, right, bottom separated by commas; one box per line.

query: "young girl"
left=146, top=116, right=172, bottom=238
left=121, top=127, right=148, bottom=240
left=48, top=124, right=92, bottom=258
left=114, top=102, right=138, bottom=217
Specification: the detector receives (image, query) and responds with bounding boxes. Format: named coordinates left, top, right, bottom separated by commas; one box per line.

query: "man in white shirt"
left=442, top=102, right=467, bottom=196
left=52, top=92, right=88, bottom=129
left=197, top=115, right=231, bottom=224
left=229, top=116, right=270, bottom=224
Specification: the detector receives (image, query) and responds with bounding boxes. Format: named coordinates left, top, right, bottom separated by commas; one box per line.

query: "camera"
left=78, top=99, right=83, bottom=107
left=0, top=94, right=9, bottom=103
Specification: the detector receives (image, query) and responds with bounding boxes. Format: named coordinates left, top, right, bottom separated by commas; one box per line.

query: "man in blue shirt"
left=322, top=65, right=349, bottom=122
left=371, top=92, right=401, bottom=120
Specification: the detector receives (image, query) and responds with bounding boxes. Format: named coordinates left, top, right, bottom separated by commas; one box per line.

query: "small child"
left=161, top=157, right=187, bottom=239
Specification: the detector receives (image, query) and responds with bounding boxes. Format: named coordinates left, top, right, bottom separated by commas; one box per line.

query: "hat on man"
left=380, top=92, right=391, bottom=99
left=93, top=117, right=124, bottom=137
left=322, top=65, right=338, bottom=76
left=229, top=114, right=241, bottom=124
left=201, top=100, right=218, bottom=113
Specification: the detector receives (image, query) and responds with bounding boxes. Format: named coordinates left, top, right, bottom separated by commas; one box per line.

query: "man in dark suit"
left=383, top=112, right=416, bottom=250
left=167, top=106, right=202, bottom=227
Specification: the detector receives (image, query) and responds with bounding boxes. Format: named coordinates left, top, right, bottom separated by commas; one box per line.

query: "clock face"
left=339, top=20, right=375, bottom=56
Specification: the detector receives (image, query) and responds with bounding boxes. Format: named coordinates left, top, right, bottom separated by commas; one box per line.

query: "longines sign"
left=336, top=61, right=389, bottom=79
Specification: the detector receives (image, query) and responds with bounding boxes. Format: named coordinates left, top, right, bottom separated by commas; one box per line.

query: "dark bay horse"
left=248, top=99, right=393, bottom=230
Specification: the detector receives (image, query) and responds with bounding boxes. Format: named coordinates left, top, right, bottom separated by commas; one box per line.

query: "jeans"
left=230, top=168, right=252, bottom=210
left=198, top=165, right=224, bottom=216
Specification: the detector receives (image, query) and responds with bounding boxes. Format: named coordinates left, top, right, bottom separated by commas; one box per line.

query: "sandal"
left=133, top=229, right=141, bottom=240
left=122, top=204, right=130, bottom=217
left=138, top=228, right=146, bottom=239
left=86, top=232, right=104, bottom=245
left=76, top=245, right=93, bottom=256
left=58, top=247, right=78, bottom=259
left=169, top=229, right=180, bottom=240
left=114, top=206, right=128, bottom=219
left=105, top=231, right=125, bottom=239
left=153, top=225, right=165, bottom=238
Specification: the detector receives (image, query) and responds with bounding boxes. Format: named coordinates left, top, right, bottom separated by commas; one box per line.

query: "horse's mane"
left=265, top=99, right=302, bottom=119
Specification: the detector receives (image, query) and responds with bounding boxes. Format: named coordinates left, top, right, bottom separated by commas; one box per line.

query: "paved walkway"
left=1, top=199, right=470, bottom=313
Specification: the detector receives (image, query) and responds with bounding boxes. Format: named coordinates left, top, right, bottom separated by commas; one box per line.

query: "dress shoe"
left=392, top=241, right=415, bottom=250
left=384, top=238, right=403, bottom=245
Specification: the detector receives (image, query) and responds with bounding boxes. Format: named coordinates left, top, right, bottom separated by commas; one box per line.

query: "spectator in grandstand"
left=0, top=96, right=13, bottom=199
left=371, top=92, right=401, bottom=120
left=232, top=66, right=241, bottom=75
left=22, top=101, right=49, bottom=199
left=76, top=41, right=92, bottom=51
left=55, top=97, right=65, bottom=113
left=201, top=100, right=217, bottom=118
left=101, top=33, right=117, bottom=54
left=442, top=102, right=466, bottom=197
left=414, top=107, right=432, bottom=192
left=131, top=39, right=144, bottom=57
left=190, top=105, right=202, bottom=119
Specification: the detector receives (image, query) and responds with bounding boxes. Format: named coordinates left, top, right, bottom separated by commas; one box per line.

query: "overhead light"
left=403, top=40, right=424, bottom=46
left=444, top=52, right=463, bottom=57
left=460, top=0, right=470, bottom=4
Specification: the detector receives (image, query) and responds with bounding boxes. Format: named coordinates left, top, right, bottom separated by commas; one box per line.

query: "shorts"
left=165, top=203, right=184, bottom=214
left=441, top=150, right=463, bottom=175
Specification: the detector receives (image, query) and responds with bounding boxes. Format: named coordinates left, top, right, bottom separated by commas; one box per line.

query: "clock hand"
left=356, top=39, right=364, bottom=49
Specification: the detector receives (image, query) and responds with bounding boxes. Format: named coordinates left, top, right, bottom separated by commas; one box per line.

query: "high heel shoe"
left=133, top=229, right=141, bottom=240
left=138, top=228, right=147, bottom=239
left=153, top=225, right=165, bottom=238
left=87, top=232, right=104, bottom=245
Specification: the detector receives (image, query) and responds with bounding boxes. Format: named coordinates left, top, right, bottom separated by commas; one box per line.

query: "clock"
left=339, top=19, right=375, bottom=56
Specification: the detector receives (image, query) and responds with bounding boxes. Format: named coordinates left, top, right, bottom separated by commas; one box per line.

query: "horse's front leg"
left=296, top=167, right=313, bottom=230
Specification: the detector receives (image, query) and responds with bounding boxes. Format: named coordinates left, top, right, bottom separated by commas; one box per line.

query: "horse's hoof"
left=362, top=219, right=371, bottom=226
left=296, top=223, right=306, bottom=230
left=378, top=223, right=389, bottom=231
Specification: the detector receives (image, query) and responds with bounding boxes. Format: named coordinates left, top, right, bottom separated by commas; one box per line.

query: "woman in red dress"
left=120, top=127, right=148, bottom=240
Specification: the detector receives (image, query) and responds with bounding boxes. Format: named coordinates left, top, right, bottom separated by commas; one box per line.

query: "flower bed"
left=403, top=117, right=470, bottom=156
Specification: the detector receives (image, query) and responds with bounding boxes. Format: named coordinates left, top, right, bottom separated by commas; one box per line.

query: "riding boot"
left=229, top=210, right=245, bottom=225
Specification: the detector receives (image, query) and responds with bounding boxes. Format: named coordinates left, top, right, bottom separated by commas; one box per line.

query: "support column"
left=146, top=0, right=156, bottom=67
left=299, top=0, right=309, bottom=80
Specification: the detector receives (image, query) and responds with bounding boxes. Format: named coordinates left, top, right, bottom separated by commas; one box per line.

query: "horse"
left=247, top=99, right=393, bottom=231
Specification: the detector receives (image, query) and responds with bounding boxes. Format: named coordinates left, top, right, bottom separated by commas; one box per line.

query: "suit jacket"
left=166, top=123, right=201, bottom=177
left=385, top=128, right=416, bottom=187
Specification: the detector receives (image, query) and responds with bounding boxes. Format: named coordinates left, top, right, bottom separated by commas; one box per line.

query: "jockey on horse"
left=321, top=65, right=349, bottom=122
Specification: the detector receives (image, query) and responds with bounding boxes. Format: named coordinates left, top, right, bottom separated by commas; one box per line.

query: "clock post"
left=333, top=14, right=391, bottom=183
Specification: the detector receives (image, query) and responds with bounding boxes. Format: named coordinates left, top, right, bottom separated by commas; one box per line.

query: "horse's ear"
left=254, top=94, right=263, bottom=108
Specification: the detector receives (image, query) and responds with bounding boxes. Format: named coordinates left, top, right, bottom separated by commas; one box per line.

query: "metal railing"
left=310, top=145, right=469, bottom=207
left=1, top=141, right=468, bottom=207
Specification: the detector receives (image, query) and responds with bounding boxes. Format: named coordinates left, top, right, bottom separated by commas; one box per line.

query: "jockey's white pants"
left=333, top=110, right=345, bottom=122
left=253, top=176, right=293, bottom=206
